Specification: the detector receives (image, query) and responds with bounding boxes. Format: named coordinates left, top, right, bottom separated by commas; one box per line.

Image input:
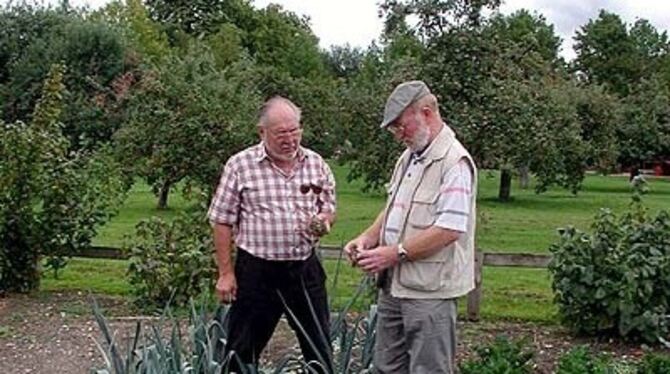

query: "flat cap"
left=380, top=80, right=431, bottom=128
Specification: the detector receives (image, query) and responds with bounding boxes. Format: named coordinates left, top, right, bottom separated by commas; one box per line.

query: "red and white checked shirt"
left=207, top=143, right=336, bottom=260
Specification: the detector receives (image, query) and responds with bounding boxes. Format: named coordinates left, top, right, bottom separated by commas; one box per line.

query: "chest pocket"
left=407, top=185, right=439, bottom=230
left=294, top=179, right=320, bottom=216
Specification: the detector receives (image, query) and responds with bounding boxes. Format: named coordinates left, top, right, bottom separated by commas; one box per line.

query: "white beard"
left=409, top=123, right=430, bottom=152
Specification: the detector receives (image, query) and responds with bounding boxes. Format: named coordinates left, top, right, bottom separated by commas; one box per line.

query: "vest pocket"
left=408, top=190, right=439, bottom=229
left=397, top=260, right=447, bottom=291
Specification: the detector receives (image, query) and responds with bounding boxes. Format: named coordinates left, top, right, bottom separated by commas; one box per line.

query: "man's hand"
left=356, top=245, right=399, bottom=274
left=216, top=272, right=237, bottom=304
left=343, top=235, right=376, bottom=266
left=308, top=213, right=331, bottom=237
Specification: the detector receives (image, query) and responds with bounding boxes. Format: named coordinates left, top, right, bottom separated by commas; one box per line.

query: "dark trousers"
left=224, top=249, right=333, bottom=373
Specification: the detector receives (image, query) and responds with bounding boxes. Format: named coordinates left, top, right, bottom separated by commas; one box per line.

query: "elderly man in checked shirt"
left=345, top=81, right=477, bottom=374
left=208, top=96, right=336, bottom=373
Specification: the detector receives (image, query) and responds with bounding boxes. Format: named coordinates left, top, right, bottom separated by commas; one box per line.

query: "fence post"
left=467, top=249, right=484, bottom=322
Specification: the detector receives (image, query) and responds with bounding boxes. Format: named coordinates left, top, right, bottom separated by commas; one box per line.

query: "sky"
left=7, top=0, right=670, bottom=60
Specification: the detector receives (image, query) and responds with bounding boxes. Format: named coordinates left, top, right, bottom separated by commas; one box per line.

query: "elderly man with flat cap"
left=344, top=81, right=477, bottom=373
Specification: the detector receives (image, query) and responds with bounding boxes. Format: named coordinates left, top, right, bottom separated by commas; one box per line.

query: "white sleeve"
left=434, top=159, right=473, bottom=233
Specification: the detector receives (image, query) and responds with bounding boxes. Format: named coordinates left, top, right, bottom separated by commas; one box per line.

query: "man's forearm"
left=361, top=211, right=385, bottom=244
left=213, top=223, right=234, bottom=275
left=402, top=226, right=461, bottom=261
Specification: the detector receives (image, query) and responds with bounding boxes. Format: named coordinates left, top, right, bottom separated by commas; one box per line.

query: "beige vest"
left=381, top=125, right=477, bottom=299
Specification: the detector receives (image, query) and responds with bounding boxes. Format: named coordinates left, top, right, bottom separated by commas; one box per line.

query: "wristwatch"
left=397, top=242, right=410, bottom=263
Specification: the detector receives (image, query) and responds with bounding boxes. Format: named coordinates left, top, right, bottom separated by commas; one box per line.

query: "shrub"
left=637, top=352, right=670, bottom=374
left=556, top=345, right=635, bottom=374
left=0, top=64, right=126, bottom=292
left=459, top=336, right=534, bottom=374
left=549, top=179, right=670, bottom=343
left=124, top=210, right=216, bottom=309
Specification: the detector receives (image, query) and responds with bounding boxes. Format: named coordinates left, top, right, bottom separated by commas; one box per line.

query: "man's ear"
left=421, top=106, right=432, bottom=118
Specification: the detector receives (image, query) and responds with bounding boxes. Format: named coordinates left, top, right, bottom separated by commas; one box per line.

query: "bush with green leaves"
left=549, top=179, right=670, bottom=343
left=1, top=3, right=133, bottom=150
left=0, top=64, right=126, bottom=292
left=114, top=42, right=261, bottom=209
left=637, top=352, right=670, bottom=374
left=556, top=345, right=635, bottom=374
left=124, top=210, right=216, bottom=309
left=459, top=336, right=534, bottom=374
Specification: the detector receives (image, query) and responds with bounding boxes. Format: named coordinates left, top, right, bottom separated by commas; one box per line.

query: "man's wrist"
left=397, top=242, right=410, bottom=263
left=360, top=232, right=376, bottom=247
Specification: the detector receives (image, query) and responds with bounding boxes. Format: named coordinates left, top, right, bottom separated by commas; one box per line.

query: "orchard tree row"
left=2, top=0, right=670, bottom=292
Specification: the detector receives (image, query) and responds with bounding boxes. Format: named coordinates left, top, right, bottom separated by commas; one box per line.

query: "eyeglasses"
left=300, top=183, right=323, bottom=194
left=386, top=121, right=405, bottom=135
left=269, top=127, right=303, bottom=139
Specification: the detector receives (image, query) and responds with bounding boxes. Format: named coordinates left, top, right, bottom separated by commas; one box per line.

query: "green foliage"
left=93, top=0, right=171, bottom=62
left=0, top=64, right=126, bottom=292
left=574, top=11, right=670, bottom=98
left=0, top=1, right=72, bottom=84
left=380, top=0, right=503, bottom=37
left=487, top=9, right=561, bottom=63
left=574, top=10, right=639, bottom=97
left=549, top=180, right=670, bottom=343
left=572, top=84, right=621, bottom=173
left=336, top=46, right=415, bottom=191
left=92, top=278, right=377, bottom=373
left=144, top=0, right=249, bottom=37
left=618, top=76, right=670, bottom=170
left=459, top=336, right=534, bottom=374
left=1, top=4, right=133, bottom=149
left=92, top=299, right=232, bottom=373
left=114, top=42, right=261, bottom=207
left=573, top=11, right=670, bottom=170
left=556, top=346, right=633, bottom=374
left=637, top=352, right=670, bottom=374
left=325, top=45, right=365, bottom=79
left=250, top=4, right=326, bottom=80
left=370, top=1, right=593, bottom=200
left=124, top=211, right=215, bottom=309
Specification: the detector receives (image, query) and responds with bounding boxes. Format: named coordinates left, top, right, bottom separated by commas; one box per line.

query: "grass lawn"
left=41, top=257, right=557, bottom=322
left=69, top=163, right=670, bottom=322
left=95, top=164, right=670, bottom=253
left=326, top=167, right=670, bottom=253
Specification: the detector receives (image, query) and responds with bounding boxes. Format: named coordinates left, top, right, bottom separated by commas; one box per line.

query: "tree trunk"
left=519, top=165, right=530, bottom=189
left=157, top=181, right=171, bottom=210
left=498, top=168, right=512, bottom=201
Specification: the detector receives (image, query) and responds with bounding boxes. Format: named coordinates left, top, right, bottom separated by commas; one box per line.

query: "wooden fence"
left=81, top=245, right=551, bottom=321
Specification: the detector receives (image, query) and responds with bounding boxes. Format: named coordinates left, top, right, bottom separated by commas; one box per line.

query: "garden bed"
left=0, top=292, right=667, bottom=373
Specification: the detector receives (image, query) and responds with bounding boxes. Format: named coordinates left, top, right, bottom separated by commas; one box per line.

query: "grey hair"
left=412, top=93, right=438, bottom=112
left=257, top=96, right=302, bottom=128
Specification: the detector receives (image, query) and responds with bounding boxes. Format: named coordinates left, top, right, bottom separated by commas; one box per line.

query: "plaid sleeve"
left=319, top=161, right=336, bottom=215
left=434, top=159, right=473, bottom=233
left=207, top=159, right=241, bottom=226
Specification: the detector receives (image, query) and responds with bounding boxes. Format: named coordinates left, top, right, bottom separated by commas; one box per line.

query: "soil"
left=0, top=292, right=667, bottom=373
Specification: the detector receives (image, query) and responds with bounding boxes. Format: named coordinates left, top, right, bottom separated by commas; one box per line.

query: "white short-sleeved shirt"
left=384, top=158, right=472, bottom=246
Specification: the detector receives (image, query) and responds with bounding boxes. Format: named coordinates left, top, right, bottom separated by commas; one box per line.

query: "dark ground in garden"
left=0, top=292, right=667, bottom=373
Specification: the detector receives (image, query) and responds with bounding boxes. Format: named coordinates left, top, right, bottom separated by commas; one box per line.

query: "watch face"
left=398, top=249, right=408, bottom=262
